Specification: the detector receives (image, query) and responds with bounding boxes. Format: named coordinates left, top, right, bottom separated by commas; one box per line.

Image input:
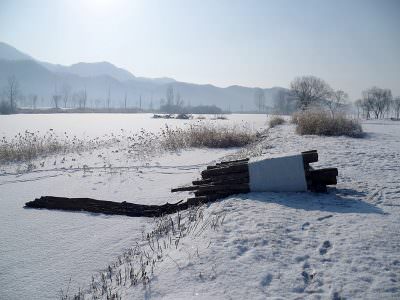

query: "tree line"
left=263, top=75, right=399, bottom=119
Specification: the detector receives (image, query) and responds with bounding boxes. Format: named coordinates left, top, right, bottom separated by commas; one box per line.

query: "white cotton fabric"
left=248, top=153, right=307, bottom=192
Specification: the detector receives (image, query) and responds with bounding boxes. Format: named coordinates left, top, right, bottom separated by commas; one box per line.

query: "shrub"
left=292, top=110, right=363, bottom=137
left=160, top=124, right=257, bottom=150
left=269, top=116, right=285, bottom=128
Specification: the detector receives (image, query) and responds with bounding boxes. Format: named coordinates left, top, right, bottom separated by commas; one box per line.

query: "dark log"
left=310, top=175, right=337, bottom=185
left=195, top=188, right=250, bottom=197
left=192, top=178, right=212, bottom=185
left=171, top=185, right=200, bottom=192
left=218, top=158, right=249, bottom=165
left=301, top=151, right=318, bottom=164
left=201, top=163, right=249, bottom=178
left=192, top=175, right=249, bottom=186
left=197, top=183, right=249, bottom=192
left=308, top=168, right=338, bottom=177
left=204, top=171, right=249, bottom=182
left=25, top=196, right=190, bottom=218
left=207, top=160, right=249, bottom=170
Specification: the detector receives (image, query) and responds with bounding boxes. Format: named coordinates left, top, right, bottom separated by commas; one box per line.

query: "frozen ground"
left=1, top=114, right=399, bottom=299
left=0, top=113, right=266, bottom=300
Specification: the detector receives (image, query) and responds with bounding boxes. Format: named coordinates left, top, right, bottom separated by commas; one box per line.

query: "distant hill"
left=0, top=41, right=281, bottom=111
left=0, top=42, right=32, bottom=61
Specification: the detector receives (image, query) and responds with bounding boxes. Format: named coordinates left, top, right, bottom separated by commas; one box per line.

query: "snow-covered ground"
left=0, top=113, right=266, bottom=300
left=1, top=114, right=399, bottom=299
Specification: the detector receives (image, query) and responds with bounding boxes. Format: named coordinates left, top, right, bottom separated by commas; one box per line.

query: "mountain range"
left=0, top=42, right=282, bottom=110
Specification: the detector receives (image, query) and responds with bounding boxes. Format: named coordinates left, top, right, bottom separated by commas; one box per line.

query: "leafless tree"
left=361, top=90, right=374, bottom=119
left=52, top=92, right=61, bottom=109
left=274, top=89, right=296, bottom=115
left=4, top=76, right=20, bottom=112
left=28, top=94, right=38, bottom=109
left=354, top=99, right=362, bottom=119
left=166, top=85, right=174, bottom=106
left=77, top=88, right=87, bottom=109
left=175, top=91, right=184, bottom=107
left=61, top=83, right=71, bottom=108
left=106, top=86, right=111, bottom=109
left=392, top=96, right=400, bottom=119
left=325, top=89, right=348, bottom=118
left=254, top=88, right=266, bottom=112
left=362, top=87, right=392, bottom=119
left=290, top=76, right=333, bottom=110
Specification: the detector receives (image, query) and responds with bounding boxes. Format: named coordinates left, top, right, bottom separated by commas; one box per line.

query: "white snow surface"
left=249, top=153, right=307, bottom=192
left=1, top=114, right=400, bottom=300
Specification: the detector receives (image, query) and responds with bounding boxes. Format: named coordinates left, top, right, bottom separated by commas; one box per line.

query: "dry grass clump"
left=60, top=205, right=226, bottom=299
left=292, top=110, right=363, bottom=137
left=269, top=116, right=285, bottom=128
left=160, top=124, right=257, bottom=150
left=0, top=130, right=117, bottom=164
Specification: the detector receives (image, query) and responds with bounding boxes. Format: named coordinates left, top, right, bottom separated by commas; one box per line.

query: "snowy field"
left=1, top=114, right=399, bottom=299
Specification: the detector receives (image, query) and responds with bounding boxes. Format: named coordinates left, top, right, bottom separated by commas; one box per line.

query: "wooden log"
left=207, top=160, right=249, bottom=170
left=301, top=151, right=318, bottom=164
left=197, top=183, right=249, bottom=192
left=192, top=175, right=249, bottom=186
left=204, top=171, right=249, bottom=182
left=310, top=175, right=337, bottom=185
left=218, top=158, right=249, bottom=165
left=201, top=163, right=249, bottom=178
left=25, top=196, right=190, bottom=218
left=195, top=188, right=250, bottom=197
left=171, top=185, right=200, bottom=192
left=308, top=168, right=338, bottom=177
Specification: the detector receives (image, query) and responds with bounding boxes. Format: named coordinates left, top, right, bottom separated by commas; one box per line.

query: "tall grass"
left=292, top=110, right=363, bottom=138
left=60, top=204, right=226, bottom=299
left=0, top=124, right=258, bottom=165
left=0, top=130, right=118, bottom=164
left=160, top=124, right=257, bottom=150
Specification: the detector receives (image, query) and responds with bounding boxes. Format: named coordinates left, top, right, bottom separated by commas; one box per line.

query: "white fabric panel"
left=248, top=154, right=307, bottom=192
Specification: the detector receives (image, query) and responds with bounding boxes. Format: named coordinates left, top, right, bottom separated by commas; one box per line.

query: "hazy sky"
left=1, top=0, right=399, bottom=99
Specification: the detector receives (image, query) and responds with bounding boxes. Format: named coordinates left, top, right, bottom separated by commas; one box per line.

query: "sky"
left=0, top=0, right=399, bottom=99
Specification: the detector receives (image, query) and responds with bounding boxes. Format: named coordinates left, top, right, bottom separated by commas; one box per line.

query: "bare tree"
left=273, top=89, right=296, bottom=115
left=77, top=88, right=87, bottom=109
left=61, top=83, right=71, bottom=108
left=175, top=91, right=184, bottom=107
left=166, top=85, right=174, bottom=106
left=28, top=94, right=38, bottom=109
left=325, top=89, right=348, bottom=118
left=4, top=76, right=20, bottom=112
left=52, top=92, right=61, bottom=109
left=361, top=90, right=374, bottom=119
left=254, top=88, right=266, bottom=112
left=290, top=76, right=333, bottom=110
left=106, top=86, right=111, bottom=109
left=393, top=96, right=400, bottom=119
left=354, top=99, right=362, bottom=119
left=362, top=87, right=392, bottom=119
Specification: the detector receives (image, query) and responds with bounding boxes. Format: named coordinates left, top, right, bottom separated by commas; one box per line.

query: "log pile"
left=172, top=150, right=338, bottom=203
left=25, top=150, right=338, bottom=218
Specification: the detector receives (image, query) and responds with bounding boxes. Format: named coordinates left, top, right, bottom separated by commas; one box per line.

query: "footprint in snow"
left=260, top=274, right=273, bottom=287
left=319, top=240, right=332, bottom=255
left=301, top=222, right=310, bottom=230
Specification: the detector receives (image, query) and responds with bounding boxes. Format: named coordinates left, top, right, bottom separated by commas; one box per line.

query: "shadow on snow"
left=240, top=188, right=383, bottom=214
